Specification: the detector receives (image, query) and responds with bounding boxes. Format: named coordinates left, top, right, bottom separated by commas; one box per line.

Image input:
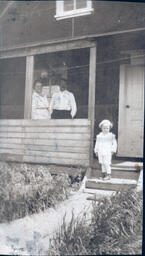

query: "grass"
left=0, top=161, right=85, bottom=223
left=48, top=189, right=143, bottom=255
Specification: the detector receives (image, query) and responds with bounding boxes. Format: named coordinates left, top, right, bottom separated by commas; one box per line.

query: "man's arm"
left=70, top=93, right=77, bottom=118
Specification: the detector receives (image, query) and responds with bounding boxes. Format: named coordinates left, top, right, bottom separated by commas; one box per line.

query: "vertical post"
left=88, top=45, right=97, bottom=168
left=24, top=55, right=34, bottom=119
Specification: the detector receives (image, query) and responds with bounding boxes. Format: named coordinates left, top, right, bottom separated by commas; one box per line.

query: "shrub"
left=48, top=189, right=142, bottom=255
left=0, top=162, right=77, bottom=223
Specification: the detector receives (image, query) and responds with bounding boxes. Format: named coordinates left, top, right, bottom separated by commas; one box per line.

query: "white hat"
left=99, top=120, right=113, bottom=129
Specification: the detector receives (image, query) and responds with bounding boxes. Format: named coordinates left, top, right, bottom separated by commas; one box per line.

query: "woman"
left=32, top=80, right=50, bottom=119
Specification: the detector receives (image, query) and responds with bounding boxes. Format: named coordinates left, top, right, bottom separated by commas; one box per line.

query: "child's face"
left=102, top=124, right=110, bottom=134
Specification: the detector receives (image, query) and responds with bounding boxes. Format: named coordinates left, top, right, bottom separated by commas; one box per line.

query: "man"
left=50, top=78, right=77, bottom=119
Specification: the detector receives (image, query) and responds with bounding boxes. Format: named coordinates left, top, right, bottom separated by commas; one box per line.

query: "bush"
left=0, top=162, right=76, bottom=223
left=48, top=189, right=142, bottom=255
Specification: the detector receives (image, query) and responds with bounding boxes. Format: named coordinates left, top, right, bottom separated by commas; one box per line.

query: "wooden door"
left=118, top=64, right=144, bottom=157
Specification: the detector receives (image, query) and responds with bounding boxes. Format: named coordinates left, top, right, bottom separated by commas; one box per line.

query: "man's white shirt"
left=50, top=90, right=77, bottom=118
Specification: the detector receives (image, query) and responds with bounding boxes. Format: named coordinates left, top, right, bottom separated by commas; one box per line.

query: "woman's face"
left=35, top=82, right=42, bottom=94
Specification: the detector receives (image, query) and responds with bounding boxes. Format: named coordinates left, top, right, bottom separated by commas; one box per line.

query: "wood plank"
left=25, top=133, right=90, bottom=140
left=24, top=150, right=89, bottom=160
left=24, top=55, right=34, bottom=119
left=0, top=132, right=90, bottom=140
left=0, top=153, right=23, bottom=162
left=85, top=180, right=136, bottom=191
left=24, top=138, right=90, bottom=147
left=24, top=126, right=90, bottom=133
left=0, top=39, right=95, bottom=59
left=23, top=119, right=90, bottom=126
left=23, top=155, right=89, bottom=167
left=0, top=120, right=24, bottom=126
left=0, top=148, right=24, bottom=155
left=88, top=46, right=97, bottom=167
left=0, top=126, right=23, bottom=132
left=0, top=133, right=24, bottom=138
left=0, top=143, right=24, bottom=150
left=0, top=138, right=23, bottom=144
left=0, top=119, right=90, bottom=126
left=24, top=144, right=89, bottom=153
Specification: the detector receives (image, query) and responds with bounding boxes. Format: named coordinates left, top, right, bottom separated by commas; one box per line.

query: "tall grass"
left=48, top=189, right=142, bottom=255
left=0, top=162, right=83, bottom=223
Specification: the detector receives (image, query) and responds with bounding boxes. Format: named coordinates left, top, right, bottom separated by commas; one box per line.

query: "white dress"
left=94, top=132, right=117, bottom=165
left=32, top=91, right=50, bottom=119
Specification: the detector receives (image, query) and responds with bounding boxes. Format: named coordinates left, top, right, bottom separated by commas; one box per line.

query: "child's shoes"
left=99, top=173, right=106, bottom=179
left=103, top=175, right=111, bottom=180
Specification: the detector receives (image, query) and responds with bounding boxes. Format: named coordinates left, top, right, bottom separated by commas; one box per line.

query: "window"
left=55, top=0, right=93, bottom=20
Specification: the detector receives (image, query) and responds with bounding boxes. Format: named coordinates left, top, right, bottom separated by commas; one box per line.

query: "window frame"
left=55, top=0, right=93, bottom=20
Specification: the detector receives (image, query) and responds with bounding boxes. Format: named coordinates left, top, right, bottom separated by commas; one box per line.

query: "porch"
left=0, top=30, right=144, bottom=168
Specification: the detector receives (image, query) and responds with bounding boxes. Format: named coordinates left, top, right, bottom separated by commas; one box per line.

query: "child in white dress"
left=94, top=120, right=117, bottom=180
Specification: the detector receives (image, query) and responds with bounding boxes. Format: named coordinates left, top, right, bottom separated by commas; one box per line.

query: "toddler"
left=94, top=120, right=117, bottom=180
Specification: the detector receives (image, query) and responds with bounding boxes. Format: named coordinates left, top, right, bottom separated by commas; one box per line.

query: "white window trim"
left=55, top=0, right=93, bottom=21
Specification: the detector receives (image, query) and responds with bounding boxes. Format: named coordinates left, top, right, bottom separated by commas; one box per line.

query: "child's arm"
left=94, top=135, right=99, bottom=155
left=111, top=134, right=117, bottom=154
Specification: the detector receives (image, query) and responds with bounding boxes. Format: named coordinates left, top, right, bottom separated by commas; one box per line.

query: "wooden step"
left=111, top=161, right=143, bottom=170
left=85, top=178, right=137, bottom=191
left=91, top=169, right=140, bottom=181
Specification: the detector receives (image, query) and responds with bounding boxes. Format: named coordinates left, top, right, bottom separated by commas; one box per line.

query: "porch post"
left=88, top=44, right=97, bottom=168
left=24, top=55, right=34, bottom=119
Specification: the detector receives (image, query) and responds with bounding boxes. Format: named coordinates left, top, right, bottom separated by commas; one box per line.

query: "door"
left=118, top=64, right=144, bottom=157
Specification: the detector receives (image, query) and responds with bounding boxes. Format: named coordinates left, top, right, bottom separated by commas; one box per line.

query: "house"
left=0, top=0, right=144, bottom=169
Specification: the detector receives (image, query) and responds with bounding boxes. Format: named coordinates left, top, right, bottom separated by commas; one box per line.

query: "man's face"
left=60, top=81, right=67, bottom=91
left=35, top=82, right=42, bottom=94
left=102, top=124, right=110, bottom=134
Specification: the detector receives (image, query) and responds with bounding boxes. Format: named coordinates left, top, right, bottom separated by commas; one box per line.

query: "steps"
left=91, top=161, right=142, bottom=181
left=85, top=178, right=137, bottom=191
left=82, top=161, right=143, bottom=196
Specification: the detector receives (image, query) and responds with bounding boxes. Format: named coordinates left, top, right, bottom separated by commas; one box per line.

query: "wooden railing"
left=0, top=119, right=91, bottom=166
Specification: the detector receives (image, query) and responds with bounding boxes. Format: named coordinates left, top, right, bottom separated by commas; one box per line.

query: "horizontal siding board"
left=0, top=148, right=24, bottom=155
left=0, top=138, right=23, bottom=144
left=24, top=150, right=89, bottom=160
left=24, top=138, right=90, bottom=147
left=0, top=132, right=90, bottom=140
left=0, top=120, right=24, bottom=126
left=0, top=119, right=90, bottom=126
left=24, top=133, right=90, bottom=140
left=24, top=126, right=90, bottom=133
left=0, top=143, right=24, bottom=149
left=24, top=144, right=89, bottom=153
left=0, top=132, right=24, bottom=138
left=0, top=126, right=23, bottom=132
left=0, top=153, right=23, bottom=162
left=23, top=155, right=89, bottom=167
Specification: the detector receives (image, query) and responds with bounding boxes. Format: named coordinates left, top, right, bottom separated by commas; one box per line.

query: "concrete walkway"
left=0, top=192, right=93, bottom=255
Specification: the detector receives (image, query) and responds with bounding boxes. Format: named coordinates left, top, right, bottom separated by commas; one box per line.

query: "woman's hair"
left=33, top=79, right=42, bottom=88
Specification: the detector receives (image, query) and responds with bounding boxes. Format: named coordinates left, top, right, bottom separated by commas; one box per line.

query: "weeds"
left=48, top=189, right=142, bottom=255
left=0, top=162, right=84, bottom=223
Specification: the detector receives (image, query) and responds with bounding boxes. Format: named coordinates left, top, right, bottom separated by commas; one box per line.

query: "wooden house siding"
left=0, top=1, right=145, bottom=50
left=0, top=119, right=91, bottom=166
